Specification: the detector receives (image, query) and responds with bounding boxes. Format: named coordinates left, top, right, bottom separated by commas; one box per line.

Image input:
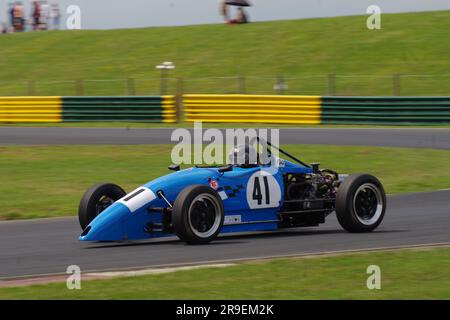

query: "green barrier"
left=62, top=96, right=176, bottom=123
left=321, top=96, right=450, bottom=125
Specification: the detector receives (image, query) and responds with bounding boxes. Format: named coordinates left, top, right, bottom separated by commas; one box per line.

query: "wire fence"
left=2, top=74, right=450, bottom=96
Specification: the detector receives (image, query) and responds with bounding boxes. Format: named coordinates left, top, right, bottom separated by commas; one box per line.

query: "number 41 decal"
left=246, top=171, right=282, bottom=209
left=252, top=176, right=270, bottom=205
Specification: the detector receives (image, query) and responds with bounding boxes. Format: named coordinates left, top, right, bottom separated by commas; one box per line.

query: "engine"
left=280, top=170, right=339, bottom=228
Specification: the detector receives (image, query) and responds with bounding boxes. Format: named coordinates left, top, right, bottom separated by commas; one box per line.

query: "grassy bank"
left=0, top=10, right=449, bottom=96
left=1, top=144, right=450, bottom=220
left=1, top=247, right=449, bottom=299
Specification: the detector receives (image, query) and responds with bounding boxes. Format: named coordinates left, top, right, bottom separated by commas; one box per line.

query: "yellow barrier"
left=184, top=94, right=321, bottom=124
left=0, top=97, right=62, bottom=123
left=162, top=95, right=177, bottom=123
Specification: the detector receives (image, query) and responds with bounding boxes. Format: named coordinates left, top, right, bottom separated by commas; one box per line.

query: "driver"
left=228, top=144, right=260, bottom=168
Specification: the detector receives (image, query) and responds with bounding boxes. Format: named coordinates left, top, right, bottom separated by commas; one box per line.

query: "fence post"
left=327, top=74, right=335, bottom=96
left=75, top=80, right=83, bottom=96
left=176, top=77, right=184, bottom=123
left=127, top=78, right=135, bottom=96
left=275, top=76, right=286, bottom=95
left=159, top=70, right=168, bottom=95
left=238, top=76, right=246, bottom=94
left=27, top=80, right=35, bottom=96
left=393, top=74, right=401, bottom=96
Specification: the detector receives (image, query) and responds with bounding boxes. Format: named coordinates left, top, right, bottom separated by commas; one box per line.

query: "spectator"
left=13, top=1, right=25, bottom=32
left=50, top=3, right=60, bottom=30
left=31, top=0, right=40, bottom=31
left=39, top=0, right=50, bottom=30
left=9, top=2, right=15, bottom=31
left=220, top=0, right=229, bottom=22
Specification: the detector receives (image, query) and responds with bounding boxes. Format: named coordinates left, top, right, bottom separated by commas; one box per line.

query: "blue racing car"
left=78, top=142, right=386, bottom=244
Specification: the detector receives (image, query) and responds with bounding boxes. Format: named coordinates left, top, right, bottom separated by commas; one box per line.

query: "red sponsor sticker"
left=209, top=179, right=219, bottom=190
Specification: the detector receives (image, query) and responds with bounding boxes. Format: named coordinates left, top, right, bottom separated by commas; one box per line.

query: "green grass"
left=1, top=247, right=449, bottom=299
left=1, top=10, right=450, bottom=96
left=1, top=144, right=450, bottom=220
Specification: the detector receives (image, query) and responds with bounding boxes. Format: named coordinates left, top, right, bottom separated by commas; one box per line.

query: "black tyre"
left=78, top=183, right=126, bottom=230
left=336, top=174, right=386, bottom=233
left=172, top=185, right=224, bottom=245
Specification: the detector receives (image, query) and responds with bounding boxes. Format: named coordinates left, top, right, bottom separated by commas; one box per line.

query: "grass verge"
left=1, top=247, right=449, bottom=299
left=1, top=144, right=450, bottom=220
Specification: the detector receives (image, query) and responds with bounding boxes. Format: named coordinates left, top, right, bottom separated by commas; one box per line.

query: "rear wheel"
left=336, top=174, right=386, bottom=232
left=172, top=185, right=224, bottom=245
left=78, top=183, right=126, bottom=230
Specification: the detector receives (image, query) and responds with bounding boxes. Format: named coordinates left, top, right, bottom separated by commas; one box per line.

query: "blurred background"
left=1, top=0, right=450, bottom=29
left=1, top=0, right=450, bottom=97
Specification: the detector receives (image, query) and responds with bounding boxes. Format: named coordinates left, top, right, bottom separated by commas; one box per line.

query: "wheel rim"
left=353, top=183, right=384, bottom=225
left=95, top=195, right=114, bottom=216
left=188, top=194, right=222, bottom=238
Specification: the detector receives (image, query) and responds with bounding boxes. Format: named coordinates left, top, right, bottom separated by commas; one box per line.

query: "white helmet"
left=228, top=144, right=259, bottom=167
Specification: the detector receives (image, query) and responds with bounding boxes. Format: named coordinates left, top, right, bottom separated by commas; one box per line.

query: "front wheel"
left=172, top=185, right=224, bottom=245
left=78, top=183, right=126, bottom=230
left=335, top=174, right=386, bottom=232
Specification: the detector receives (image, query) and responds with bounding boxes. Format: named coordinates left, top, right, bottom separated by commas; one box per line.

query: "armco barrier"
left=62, top=96, right=176, bottom=123
left=3, top=95, right=450, bottom=125
left=184, top=94, right=321, bottom=124
left=0, top=97, right=62, bottom=122
left=0, top=96, right=176, bottom=123
left=322, top=96, right=450, bottom=125
left=185, top=95, right=450, bottom=125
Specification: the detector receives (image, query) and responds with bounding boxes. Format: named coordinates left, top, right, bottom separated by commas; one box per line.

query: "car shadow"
left=216, top=228, right=407, bottom=242
left=83, top=228, right=407, bottom=249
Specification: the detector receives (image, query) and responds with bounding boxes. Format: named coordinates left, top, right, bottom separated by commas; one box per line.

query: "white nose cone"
left=116, top=187, right=156, bottom=213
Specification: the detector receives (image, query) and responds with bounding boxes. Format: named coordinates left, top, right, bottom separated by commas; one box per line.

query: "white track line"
left=86, top=263, right=236, bottom=278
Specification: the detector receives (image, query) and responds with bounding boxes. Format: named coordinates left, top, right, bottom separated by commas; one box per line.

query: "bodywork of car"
left=79, top=157, right=337, bottom=242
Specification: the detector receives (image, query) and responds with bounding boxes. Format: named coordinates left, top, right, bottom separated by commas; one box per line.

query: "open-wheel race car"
left=78, top=141, right=387, bottom=244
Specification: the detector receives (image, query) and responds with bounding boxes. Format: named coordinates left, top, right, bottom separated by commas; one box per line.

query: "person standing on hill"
left=220, top=0, right=229, bottom=22
left=8, top=2, right=15, bottom=32
left=13, top=1, right=25, bottom=32
left=40, top=0, right=50, bottom=30
left=236, top=7, right=248, bottom=24
left=31, top=0, right=41, bottom=31
left=50, top=3, right=60, bottom=30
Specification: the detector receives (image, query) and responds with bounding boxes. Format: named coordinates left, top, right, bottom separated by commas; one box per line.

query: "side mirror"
left=218, top=165, right=233, bottom=173
left=168, top=164, right=181, bottom=171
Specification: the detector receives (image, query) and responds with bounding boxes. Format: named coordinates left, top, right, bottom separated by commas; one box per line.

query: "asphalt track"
left=1, top=190, right=449, bottom=279
left=1, top=127, right=450, bottom=149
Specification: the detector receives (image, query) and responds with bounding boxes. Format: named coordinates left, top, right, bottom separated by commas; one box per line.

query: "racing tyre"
left=336, top=174, right=386, bottom=233
left=172, top=185, right=224, bottom=245
left=78, top=183, right=126, bottom=230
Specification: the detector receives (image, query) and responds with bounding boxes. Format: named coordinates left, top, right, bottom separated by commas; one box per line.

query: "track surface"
left=1, top=127, right=450, bottom=149
left=1, top=190, right=449, bottom=279
left=1, top=127, right=449, bottom=279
